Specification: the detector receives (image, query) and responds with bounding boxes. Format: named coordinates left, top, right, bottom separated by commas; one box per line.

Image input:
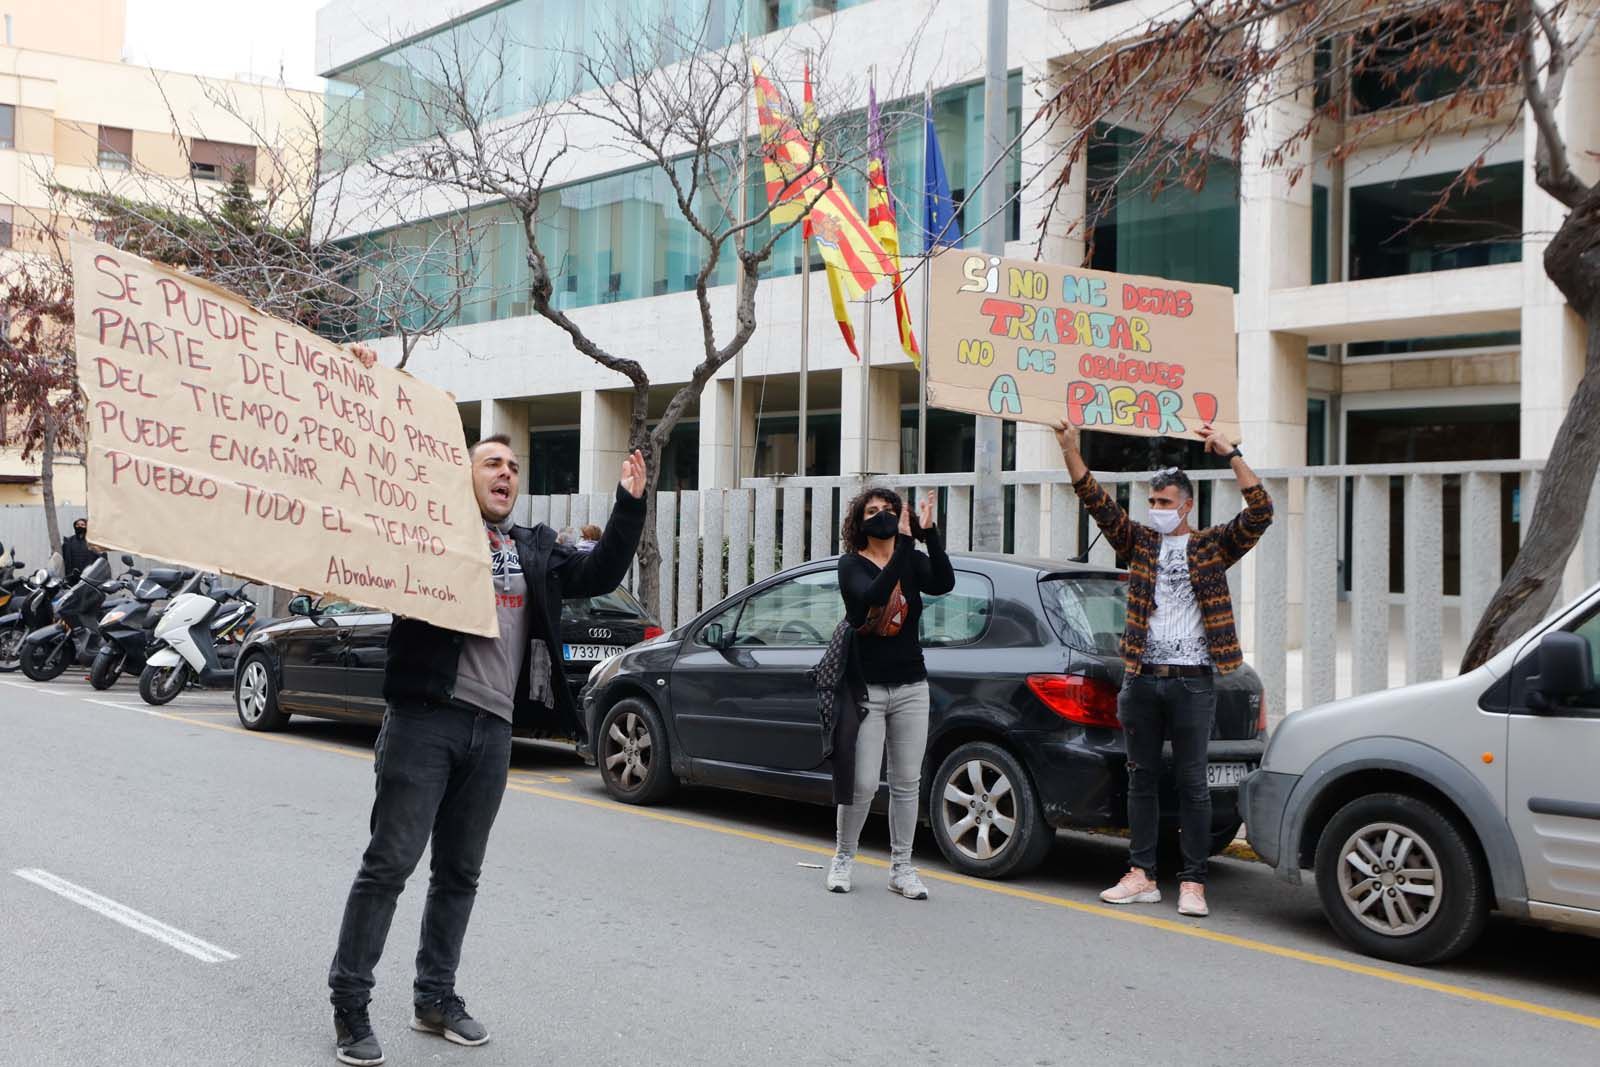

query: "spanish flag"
left=866, top=81, right=920, bottom=368
left=753, top=61, right=893, bottom=357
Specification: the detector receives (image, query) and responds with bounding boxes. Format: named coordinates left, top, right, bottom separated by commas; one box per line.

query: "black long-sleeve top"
left=837, top=528, right=956, bottom=686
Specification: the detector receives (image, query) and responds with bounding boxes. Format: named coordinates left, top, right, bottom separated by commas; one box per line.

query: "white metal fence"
left=522, top=460, right=1600, bottom=723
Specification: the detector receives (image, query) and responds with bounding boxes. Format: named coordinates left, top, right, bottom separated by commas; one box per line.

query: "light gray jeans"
left=835, top=681, right=931, bottom=867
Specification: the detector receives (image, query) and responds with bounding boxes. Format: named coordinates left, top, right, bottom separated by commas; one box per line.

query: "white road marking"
left=85, top=698, right=171, bottom=718
left=0, top=679, right=55, bottom=691
left=14, top=868, right=238, bottom=963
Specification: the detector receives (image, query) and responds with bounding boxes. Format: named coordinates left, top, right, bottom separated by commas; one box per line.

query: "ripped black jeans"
left=1118, top=673, right=1217, bottom=884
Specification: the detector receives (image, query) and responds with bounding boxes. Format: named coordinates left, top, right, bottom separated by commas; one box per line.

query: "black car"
left=233, top=587, right=661, bottom=738
left=581, top=554, right=1266, bottom=879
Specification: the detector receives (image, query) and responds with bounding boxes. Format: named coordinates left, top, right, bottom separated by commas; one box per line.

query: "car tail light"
left=643, top=625, right=664, bottom=640
left=1027, top=674, right=1121, bottom=729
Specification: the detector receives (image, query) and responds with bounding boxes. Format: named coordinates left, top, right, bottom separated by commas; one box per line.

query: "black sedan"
left=581, top=554, right=1265, bottom=879
left=233, top=587, right=661, bottom=738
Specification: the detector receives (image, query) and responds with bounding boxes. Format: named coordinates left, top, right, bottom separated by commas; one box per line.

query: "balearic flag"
left=866, top=81, right=920, bottom=368
left=753, top=60, right=894, bottom=356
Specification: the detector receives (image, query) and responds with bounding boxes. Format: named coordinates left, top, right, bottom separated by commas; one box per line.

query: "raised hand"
left=917, top=490, right=937, bottom=529
left=1054, top=417, right=1080, bottom=456
left=348, top=343, right=379, bottom=369
left=1198, top=424, right=1235, bottom=457
left=898, top=498, right=913, bottom=538
left=619, top=449, right=648, bottom=499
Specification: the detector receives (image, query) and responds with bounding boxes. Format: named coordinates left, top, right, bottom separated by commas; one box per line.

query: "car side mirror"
left=121, top=554, right=134, bottom=566
left=703, top=622, right=730, bottom=650
left=1528, top=631, right=1596, bottom=710
left=288, top=595, right=314, bottom=617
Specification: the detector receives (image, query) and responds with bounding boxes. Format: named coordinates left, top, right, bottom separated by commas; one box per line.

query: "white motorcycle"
left=138, top=578, right=259, bottom=706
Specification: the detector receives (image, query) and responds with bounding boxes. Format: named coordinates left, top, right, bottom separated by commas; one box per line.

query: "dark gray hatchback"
left=581, top=553, right=1266, bottom=879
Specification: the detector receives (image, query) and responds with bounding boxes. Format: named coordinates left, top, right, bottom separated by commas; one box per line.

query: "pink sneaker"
left=1100, top=868, right=1161, bottom=905
left=1178, top=882, right=1209, bottom=917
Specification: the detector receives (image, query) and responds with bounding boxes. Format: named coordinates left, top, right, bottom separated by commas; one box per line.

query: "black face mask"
left=862, top=511, right=898, bottom=540
left=74, top=527, right=87, bottom=538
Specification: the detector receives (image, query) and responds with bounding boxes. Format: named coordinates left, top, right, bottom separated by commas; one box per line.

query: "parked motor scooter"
left=89, top=565, right=200, bottom=690
left=0, top=559, right=65, bottom=673
left=0, top=541, right=28, bottom=615
left=20, top=556, right=140, bottom=682
left=139, top=579, right=259, bottom=705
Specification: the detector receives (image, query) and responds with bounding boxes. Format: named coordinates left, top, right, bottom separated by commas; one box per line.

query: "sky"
left=120, top=0, right=327, bottom=90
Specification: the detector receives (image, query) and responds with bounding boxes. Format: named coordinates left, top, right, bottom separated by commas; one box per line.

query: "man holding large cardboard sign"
left=924, top=250, right=1239, bottom=442
left=68, top=235, right=495, bottom=635
left=925, top=249, right=1271, bottom=919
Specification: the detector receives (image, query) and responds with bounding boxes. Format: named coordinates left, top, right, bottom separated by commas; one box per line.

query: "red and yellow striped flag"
left=867, top=81, right=920, bottom=368
left=753, top=60, right=893, bottom=357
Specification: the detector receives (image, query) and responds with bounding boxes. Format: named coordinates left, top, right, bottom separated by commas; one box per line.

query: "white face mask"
left=1148, top=508, right=1184, bottom=535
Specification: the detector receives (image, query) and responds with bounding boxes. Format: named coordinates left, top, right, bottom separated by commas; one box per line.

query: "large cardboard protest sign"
left=925, top=251, right=1238, bottom=441
left=69, top=236, right=496, bottom=636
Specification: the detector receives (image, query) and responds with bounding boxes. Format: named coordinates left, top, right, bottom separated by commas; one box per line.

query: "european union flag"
left=922, top=90, right=958, bottom=251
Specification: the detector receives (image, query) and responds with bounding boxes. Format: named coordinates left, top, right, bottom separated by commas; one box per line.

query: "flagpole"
left=799, top=239, right=810, bottom=477
left=859, top=291, right=872, bottom=475
left=917, top=85, right=932, bottom=476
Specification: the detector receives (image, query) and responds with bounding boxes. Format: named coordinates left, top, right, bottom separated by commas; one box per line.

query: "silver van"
left=1240, top=582, right=1600, bottom=964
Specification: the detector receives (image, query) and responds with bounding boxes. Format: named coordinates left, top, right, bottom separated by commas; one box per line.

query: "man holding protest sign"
left=1055, top=417, right=1271, bottom=919
left=327, top=347, right=647, bottom=1066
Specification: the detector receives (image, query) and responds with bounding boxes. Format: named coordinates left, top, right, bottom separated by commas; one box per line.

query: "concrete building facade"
left=0, top=0, right=319, bottom=505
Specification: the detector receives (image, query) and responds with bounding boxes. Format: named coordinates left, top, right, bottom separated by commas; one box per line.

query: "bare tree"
left=1030, top=0, right=1600, bottom=669
left=344, top=11, right=907, bottom=609
left=0, top=258, right=80, bottom=549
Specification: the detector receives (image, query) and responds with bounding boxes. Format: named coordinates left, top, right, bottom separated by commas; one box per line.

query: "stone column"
left=840, top=362, right=901, bottom=477
left=698, top=377, right=757, bottom=489
left=578, top=389, right=632, bottom=493
left=1236, top=20, right=1313, bottom=651
left=478, top=397, right=531, bottom=479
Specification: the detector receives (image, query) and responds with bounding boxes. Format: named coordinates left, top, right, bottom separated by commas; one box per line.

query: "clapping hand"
left=620, top=450, right=648, bottom=499
left=916, top=490, right=936, bottom=531
left=349, top=343, right=379, bottom=369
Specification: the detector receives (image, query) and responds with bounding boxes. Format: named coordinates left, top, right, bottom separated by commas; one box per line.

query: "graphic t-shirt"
left=453, top=520, right=549, bottom=720
left=1142, top=534, right=1210, bottom=666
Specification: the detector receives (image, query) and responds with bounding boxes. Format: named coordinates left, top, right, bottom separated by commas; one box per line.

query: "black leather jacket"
left=383, top=486, right=646, bottom=736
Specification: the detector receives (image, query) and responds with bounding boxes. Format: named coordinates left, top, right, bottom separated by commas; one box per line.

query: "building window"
left=1347, top=330, right=1520, bottom=358
left=755, top=413, right=840, bottom=478
left=529, top=428, right=579, bottom=495
left=654, top=420, right=702, bottom=490
left=1348, top=161, right=1521, bottom=280
left=1311, top=183, right=1330, bottom=285
left=190, top=139, right=256, bottom=182
left=1306, top=397, right=1327, bottom=465
left=0, top=205, right=12, bottom=249
left=1087, top=124, right=1241, bottom=291
left=98, top=126, right=133, bottom=170
left=0, top=103, right=14, bottom=150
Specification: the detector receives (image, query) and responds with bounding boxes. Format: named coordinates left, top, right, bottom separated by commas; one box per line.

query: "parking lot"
left=4, top=671, right=1599, bottom=1066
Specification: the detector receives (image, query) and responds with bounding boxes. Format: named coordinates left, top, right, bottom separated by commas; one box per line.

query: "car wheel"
left=235, top=654, right=289, bottom=731
left=21, top=637, right=69, bottom=682
left=930, top=742, right=1054, bottom=879
left=597, top=697, right=675, bottom=805
left=1314, top=793, right=1488, bottom=965
left=0, top=624, right=25, bottom=672
left=89, top=648, right=125, bottom=690
left=139, top=662, right=189, bottom=706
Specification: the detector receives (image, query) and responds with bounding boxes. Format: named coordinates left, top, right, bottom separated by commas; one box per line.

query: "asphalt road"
left=3, top=672, right=1599, bottom=1067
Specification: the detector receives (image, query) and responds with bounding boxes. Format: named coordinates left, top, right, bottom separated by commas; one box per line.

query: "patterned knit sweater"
left=1073, top=471, right=1273, bottom=676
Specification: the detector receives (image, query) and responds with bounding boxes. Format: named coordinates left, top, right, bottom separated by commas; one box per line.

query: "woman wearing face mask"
left=828, top=487, right=954, bottom=899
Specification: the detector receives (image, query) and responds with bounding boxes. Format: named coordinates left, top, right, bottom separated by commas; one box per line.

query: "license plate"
left=563, top=644, right=625, bottom=662
left=1206, top=762, right=1254, bottom=788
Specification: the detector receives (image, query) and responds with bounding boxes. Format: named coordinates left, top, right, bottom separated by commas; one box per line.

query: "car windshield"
left=1038, top=575, right=1128, bottom=657
left=563, top=587, right=648, bottom=621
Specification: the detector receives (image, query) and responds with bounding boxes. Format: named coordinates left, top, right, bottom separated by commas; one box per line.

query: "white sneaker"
left=887, top=865, right=929, bottom=900
left=826, top=853, right=853, bottom=893
left=1100, top=868, right=1161, bottom=905
left=1177, top=881, right=1209, bottom=917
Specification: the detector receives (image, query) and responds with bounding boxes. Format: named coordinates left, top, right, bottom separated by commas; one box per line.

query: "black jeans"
left=329, top=703, right=512, bottom=1010
left=1118, top=673, right=1217, bottom=884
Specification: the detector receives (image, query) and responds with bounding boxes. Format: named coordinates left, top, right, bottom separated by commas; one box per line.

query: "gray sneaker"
left=888, top=865, right=929, bottom=900
left=411, top=994, right=489, bottom=1047
left=826, top=853, right=853, bottom=893
left=334, top=1006, right=384, bottom=1066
